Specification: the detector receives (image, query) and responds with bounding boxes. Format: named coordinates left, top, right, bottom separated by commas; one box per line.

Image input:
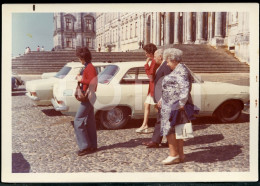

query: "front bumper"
left=26, top=92, right=40, bottom=101
left=51, top=98, right=68, bottom=111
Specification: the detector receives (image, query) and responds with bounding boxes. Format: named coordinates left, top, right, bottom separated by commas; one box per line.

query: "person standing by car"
left=74, top=47, right=98, bottom=156
left=98, top=44, right=101, bottom=52
left=142, top=48, right=172, bottom=147
left=160, top=48, right=194, bottom=165
left=136, top=43, right=160, bottom=134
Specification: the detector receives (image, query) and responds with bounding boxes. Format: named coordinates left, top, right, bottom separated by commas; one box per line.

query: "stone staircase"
left=12, top=44, right=249, bottom=74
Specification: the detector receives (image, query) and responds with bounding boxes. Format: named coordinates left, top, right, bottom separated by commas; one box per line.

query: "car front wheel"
left=216, top=100, right=242, bottom=123
left=99, top=106, right=130, bottom=130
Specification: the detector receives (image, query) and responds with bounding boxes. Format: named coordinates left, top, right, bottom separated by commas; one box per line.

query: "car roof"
left=105, top=61, right=146, bottom=68
left=65, top=62, right=111, bottom=67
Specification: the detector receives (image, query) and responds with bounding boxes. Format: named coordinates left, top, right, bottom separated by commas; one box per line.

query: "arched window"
left=84, top=15, right=94, bottom=32
left=64, top=14, right=75, bottom=31
left=65, top=18, right=72, bottom=30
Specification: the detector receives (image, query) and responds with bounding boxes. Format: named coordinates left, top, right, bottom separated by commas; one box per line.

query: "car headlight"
left=30, top=92, right=37, bottom=96
left=63, top=89, right=73, bottom=96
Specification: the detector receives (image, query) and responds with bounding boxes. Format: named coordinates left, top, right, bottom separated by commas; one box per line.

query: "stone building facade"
left=53, top=12, right=96, bottom=51
left=96, top=12, right=250, bottom=64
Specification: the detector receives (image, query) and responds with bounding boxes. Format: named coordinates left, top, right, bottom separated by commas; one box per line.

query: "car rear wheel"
left=99, top=106, right=130, bottom=130
left=216, top=100, right=242, bottom=123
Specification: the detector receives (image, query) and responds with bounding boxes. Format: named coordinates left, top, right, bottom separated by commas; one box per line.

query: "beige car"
left=26, top=62, right=108, bottom=106
left=51, top=61, right=249, bottom=130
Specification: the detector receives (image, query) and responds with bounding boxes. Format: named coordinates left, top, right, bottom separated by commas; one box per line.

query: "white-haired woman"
left=160, top=48, right=193, bottom=165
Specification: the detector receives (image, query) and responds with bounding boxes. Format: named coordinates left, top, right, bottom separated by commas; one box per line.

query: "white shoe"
left=136, top=127, right=148, bottom=133
left=162, top=155, right=180, bottom=165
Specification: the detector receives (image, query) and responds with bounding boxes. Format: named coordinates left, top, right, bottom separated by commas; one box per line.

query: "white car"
left=51, top=61, right=249, bottom=130
left=26, top=62, right=108, bottom=106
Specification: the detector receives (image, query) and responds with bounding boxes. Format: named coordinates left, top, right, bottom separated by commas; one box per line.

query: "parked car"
left=26, top=62, right=108, bottom=106
left=51, top=61, right=249, bottom=130
left=12, top=73, right=24, bottom=90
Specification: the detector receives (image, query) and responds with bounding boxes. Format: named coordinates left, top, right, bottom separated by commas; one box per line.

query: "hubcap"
left=222, top=104, right=237, bottom=118
left=106, top=108, right=123, bottom=124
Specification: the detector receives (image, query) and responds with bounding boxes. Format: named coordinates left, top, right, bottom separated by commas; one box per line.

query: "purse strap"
left=78, top=62, right=89, bottom=87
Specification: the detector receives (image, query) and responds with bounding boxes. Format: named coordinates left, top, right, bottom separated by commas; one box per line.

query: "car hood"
left=26, top=77, right=58, bottom=91
left=41, top=72, right=57, bottom=79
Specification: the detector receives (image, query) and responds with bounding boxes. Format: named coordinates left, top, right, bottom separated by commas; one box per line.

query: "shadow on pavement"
left=192, top=113, right=249, bottom=125
left=184, top=145, right=243, bottom=163
left=192, top=124, right=210, bottom=131
left=124, top=118, right=157, bottom=129
left=12, top=153, right=30, bottom=173
left=98, top=137, right=151, bottom=151
left=41, top=109, right=63, bottom=116
left=184, top=134, right=224, bottom=146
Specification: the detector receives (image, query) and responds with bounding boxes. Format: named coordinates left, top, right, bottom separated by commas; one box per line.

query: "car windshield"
left=98, top=65, right=119, bottom=84
left=55, top=66, right=72, bottom=79
left=184, top=64, right=204, bottom=83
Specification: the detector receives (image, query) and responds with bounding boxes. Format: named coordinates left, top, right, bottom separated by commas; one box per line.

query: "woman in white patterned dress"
left=160, top=48, right=192, bottom=165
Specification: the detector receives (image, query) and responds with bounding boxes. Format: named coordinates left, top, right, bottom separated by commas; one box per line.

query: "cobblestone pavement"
left=11, top=74, right=250, bottom=173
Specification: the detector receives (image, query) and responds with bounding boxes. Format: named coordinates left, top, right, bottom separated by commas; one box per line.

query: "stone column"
left=117, top=13, right=121, bottom=51
left=144, top=15, right=148, bottom=45
left=153, top=12, right=157, bottom=44
left=184, top=12, right=193, bottom=44
left=215, top=12, right=222, bottom=37
left=195, top=12, right=205, bottom=44
left=57, top=13, right=61, bottom=30
left=156, top=12, right=161, bottom=46
left=165, top=12, right=171, bottom=45
left=76, top=13, right=82, bottom=31
left=207, top=12, right=213, bottom=41
left=182, top=12, right=186, bottom=44
left=212, top=12, right=224, bottom=47
left=174, top=12, right=180, bottom=44
left=143, top=13, right=146, bottom=45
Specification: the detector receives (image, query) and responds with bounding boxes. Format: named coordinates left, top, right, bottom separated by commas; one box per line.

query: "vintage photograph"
left=2, top=3, right=259, bottom=183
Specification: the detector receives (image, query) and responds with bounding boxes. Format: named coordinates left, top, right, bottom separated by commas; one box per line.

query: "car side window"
left=137, top=67, right=149, bottom=84
left=120, top=67, right=149, bottom=84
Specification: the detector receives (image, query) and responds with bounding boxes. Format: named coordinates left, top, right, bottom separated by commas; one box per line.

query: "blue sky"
left=12, top=13, right=54, bottom=57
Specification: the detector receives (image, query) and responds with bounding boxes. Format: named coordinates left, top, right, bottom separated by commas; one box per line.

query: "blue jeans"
left=74, top=100, right=97, bottom=150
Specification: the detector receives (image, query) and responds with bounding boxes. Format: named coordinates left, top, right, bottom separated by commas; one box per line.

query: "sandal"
left=136, top=127, right=148, bottom=133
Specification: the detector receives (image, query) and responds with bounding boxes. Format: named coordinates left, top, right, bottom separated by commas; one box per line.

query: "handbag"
left=175, top=110, right=194, bottom=139
left=74, top=82, right=89, bottom=102
left=74, top=63, right=89, bottom=102
left=175, top=122, right=194, bottom=139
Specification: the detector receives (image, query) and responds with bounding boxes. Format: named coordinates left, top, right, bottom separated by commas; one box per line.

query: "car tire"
left=99, top=106, right=130, bottom=130
left=216, top=100, right=242, bottom=123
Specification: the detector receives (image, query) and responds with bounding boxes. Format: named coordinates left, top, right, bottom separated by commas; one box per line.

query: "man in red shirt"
left=74, top=47, right=98, bottom=156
